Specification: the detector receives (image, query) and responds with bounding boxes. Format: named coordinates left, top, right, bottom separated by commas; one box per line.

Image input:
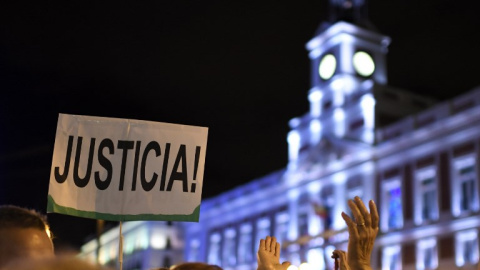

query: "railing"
left=376, top=86, right=480, bottom=143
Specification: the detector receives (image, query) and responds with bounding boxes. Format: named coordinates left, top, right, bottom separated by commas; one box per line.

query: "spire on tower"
left=326, top=0, right=374, bottom=30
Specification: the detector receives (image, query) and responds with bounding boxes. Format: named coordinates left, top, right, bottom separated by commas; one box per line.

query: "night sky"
left=1, top=0, right=479, bottom=250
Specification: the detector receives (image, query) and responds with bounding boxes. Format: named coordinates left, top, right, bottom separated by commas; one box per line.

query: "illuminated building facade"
left=82, top=1, right=480, bottom=269
left=81, top=221, right=184, bottom=269
left=183, top=1, right=480, bottom=269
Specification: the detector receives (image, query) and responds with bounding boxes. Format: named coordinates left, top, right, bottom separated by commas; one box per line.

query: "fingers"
left=265, top=236, right=272, bottom=251
left=332, top=250, right=349, bottom=270
left=260, top=236, right=280, bottom=253
left=281, top=261, right=291, bottom=267
left=270, top=236, right=277, bottom=252
left=259, top=238, right=266, bottom=251
left=341, top=211, right=359, bottom=238
left=275, top=240, right=281, bottom=258
left=347, top=199, right=363, bottom=226
left=347, top=197, right=378, bottom=230
left=353, top=196, right=370, bottom=227
left=331, top=249, right=347, bottom=260
left=369, top=200, right=379, bottom=230
left=338, top=250, right=347, bottom=262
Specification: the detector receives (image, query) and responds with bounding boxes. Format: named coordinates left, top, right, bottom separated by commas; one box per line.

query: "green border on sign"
left=47, top=195, right=200, bottom=222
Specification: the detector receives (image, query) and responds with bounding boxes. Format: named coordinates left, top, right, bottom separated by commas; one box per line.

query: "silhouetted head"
left=0, top=205, right=54, bottom=268
left=171, top=262, right=223, bottom=270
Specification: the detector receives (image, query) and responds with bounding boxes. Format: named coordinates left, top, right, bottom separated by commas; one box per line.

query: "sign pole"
left=96, top=220, right=104, bottom=265
left=118, top=221, right=124, bottom=270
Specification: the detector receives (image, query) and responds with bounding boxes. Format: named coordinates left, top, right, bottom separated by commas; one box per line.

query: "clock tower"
left=287, top=0, right=435, bottom=171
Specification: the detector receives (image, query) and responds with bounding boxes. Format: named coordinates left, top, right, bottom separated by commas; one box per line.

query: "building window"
left=98, top=245, right=107, bottom=265
left=275, top=212, right=289, bottom=245
left=453, top=155, right=479, bottom=215
left=324, top=245, right=336, bottom=270
left=306, top=248, right=325, bottom=270
left=298, top=212, right=309, bottom=237
left=287, top=252, right=301, bottom=267
left=455, top=229, right=479, bottom=267
left=207, top=233, right=221, bottom=266
left=188, top=239, right=200, bottom=262
left=320, top=186, right=335, bottom=230
left=309, top=90, right=323, bottom=117
left=417, top=238, right=438, bottom=270
left=298, top=193, right=311, bottom=237
left=287, top=130, right=301, bottom=163
left=275, top=212, right=289, bottom=263
left=256, top=217, right=271, bottom=250
left=382, top=245, right=401, bottom=270
left=381, top=178, right=403, bottom=232
left=124, top=233, right=135, bottom=255
left=135, top=227, right=149, bottom=251
left=238, top=223, right=253, bottom=264
left=223, top=228, right=237, bottom=267
left=414, top=167, right=438, bottom=224
left=347, top=185, right=363, bottom=201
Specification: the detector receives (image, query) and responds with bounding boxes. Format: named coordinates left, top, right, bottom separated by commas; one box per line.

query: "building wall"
left=81, top=221, right=184, bottom=270
left=182, top=88, right=480, bottom=270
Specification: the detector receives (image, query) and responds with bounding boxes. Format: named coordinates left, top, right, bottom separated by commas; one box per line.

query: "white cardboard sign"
left=47, top=114, right=208, bottom=222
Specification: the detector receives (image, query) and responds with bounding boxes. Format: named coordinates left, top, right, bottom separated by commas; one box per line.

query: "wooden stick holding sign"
left=46, top=114, right=208, bottom=267
left=119, top=222, right=124, bottom=270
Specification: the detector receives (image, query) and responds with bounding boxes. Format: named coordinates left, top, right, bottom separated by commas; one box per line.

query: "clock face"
left=318, top=54, right=336, bottom=80
left=353, top=51, right=375, bottom=77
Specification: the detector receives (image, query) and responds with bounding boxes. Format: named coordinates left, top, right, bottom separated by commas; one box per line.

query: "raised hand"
left=331, top=249, right=350, bottom=270
left=341, top=197, right=379, bottom=270
left=257, top=236, right=291, bottom=270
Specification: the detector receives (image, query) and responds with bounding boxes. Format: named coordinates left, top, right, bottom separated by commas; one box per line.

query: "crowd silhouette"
left=0, top=197, right=378, bottom=270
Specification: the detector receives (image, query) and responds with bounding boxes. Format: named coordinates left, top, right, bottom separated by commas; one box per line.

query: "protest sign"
left=47, top=114, right=208, bottom=222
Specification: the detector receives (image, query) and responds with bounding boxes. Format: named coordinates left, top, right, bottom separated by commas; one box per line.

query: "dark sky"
left=1, top=1, right=479, bottom=250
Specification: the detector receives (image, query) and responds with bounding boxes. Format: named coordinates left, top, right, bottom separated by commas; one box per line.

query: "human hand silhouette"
left=257, top=236, right=291, bottom=270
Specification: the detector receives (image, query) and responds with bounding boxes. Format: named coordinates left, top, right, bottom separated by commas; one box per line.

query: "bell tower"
left=287, top=0, right=435, bottom=171
left=288, top=0, right=389, bottom=163
left=305, top=7, right=390, bottom=142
